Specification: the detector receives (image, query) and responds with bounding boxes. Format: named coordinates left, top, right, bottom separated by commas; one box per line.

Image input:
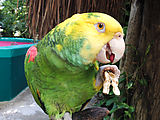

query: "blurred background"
left=0, top=0, right=159, bottom=120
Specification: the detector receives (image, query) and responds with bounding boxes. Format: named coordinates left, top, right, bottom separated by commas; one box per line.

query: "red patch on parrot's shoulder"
left=26, top=46, right=37, bottom=63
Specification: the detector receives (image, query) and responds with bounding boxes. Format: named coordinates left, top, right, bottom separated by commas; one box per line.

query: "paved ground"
left=0, top=87, right=99, bottom=120
left=0, top=87, right=49, bottom=120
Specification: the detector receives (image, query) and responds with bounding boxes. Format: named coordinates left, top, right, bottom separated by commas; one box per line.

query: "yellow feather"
left=56, top=44, right=63, bottom=51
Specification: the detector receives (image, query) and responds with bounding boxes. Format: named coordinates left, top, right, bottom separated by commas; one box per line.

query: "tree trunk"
left=120, top=0, right=160, bottom=120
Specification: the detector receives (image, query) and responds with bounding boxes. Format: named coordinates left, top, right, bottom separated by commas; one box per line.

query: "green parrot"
left=25, top=12, right=125, bottom=119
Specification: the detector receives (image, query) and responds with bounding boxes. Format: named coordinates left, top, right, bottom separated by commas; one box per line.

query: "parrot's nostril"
left=114, top=32, right=123, bottom=39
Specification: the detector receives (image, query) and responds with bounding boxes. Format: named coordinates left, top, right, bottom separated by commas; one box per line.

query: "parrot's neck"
left=39, top=27, right=91, bottom=67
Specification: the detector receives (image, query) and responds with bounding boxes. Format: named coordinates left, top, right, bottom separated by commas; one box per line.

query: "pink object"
left=26, top=46, right=37, bottom=63
left=0, top=41, right=33, bottom=47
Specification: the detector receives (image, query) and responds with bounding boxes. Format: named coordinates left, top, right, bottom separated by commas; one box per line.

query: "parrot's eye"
left=95, top=22, right=105, bottom=33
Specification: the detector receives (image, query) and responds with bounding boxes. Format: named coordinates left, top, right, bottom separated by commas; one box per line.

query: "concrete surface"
left=0, top=87, right=49, bottom=120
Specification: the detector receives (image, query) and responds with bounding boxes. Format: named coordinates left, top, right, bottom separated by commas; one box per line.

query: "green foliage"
left=123, top=26, right=128, bottom=36
left=139, top=78, right=148, bottom=86
left=145, top=44, right=151, bottom=56
left=95, top=73, right=135, bottom=120
left=0, top=0, right=29, bottom=37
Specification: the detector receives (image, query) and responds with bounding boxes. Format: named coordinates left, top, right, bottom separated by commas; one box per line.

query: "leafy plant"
left=0, top=0, right=29, bottom=37
left=95, top=73, right=135, bottom=120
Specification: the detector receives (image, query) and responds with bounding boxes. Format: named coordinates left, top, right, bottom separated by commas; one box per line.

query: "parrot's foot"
left=50, top=112, right=66, bottom=120
left=72, top=107, right=110, bottom=120
left=63, top=112, right=72, bottom=120
left=97, top=65, right=120, bottom=79
left=50, top=116, right=55, bottom=120
left=96, top=65, right=120, bottom=95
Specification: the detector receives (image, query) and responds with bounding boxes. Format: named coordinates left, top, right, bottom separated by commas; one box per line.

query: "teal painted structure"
left=0, top=37, right=35, bottom=101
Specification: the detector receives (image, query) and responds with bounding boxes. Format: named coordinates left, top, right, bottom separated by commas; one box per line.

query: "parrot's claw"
left=100, top=65, right=120, bottom=78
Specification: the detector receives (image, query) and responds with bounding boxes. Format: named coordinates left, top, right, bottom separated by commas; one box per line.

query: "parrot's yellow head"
left=54, top=12, right=125, bottom=66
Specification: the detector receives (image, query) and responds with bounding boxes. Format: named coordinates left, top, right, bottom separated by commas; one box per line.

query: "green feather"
left=25, top=45, right=97, bottom=117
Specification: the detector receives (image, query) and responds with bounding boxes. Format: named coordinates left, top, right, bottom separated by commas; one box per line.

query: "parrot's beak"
left=96, top=32, right=125, bottom=64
